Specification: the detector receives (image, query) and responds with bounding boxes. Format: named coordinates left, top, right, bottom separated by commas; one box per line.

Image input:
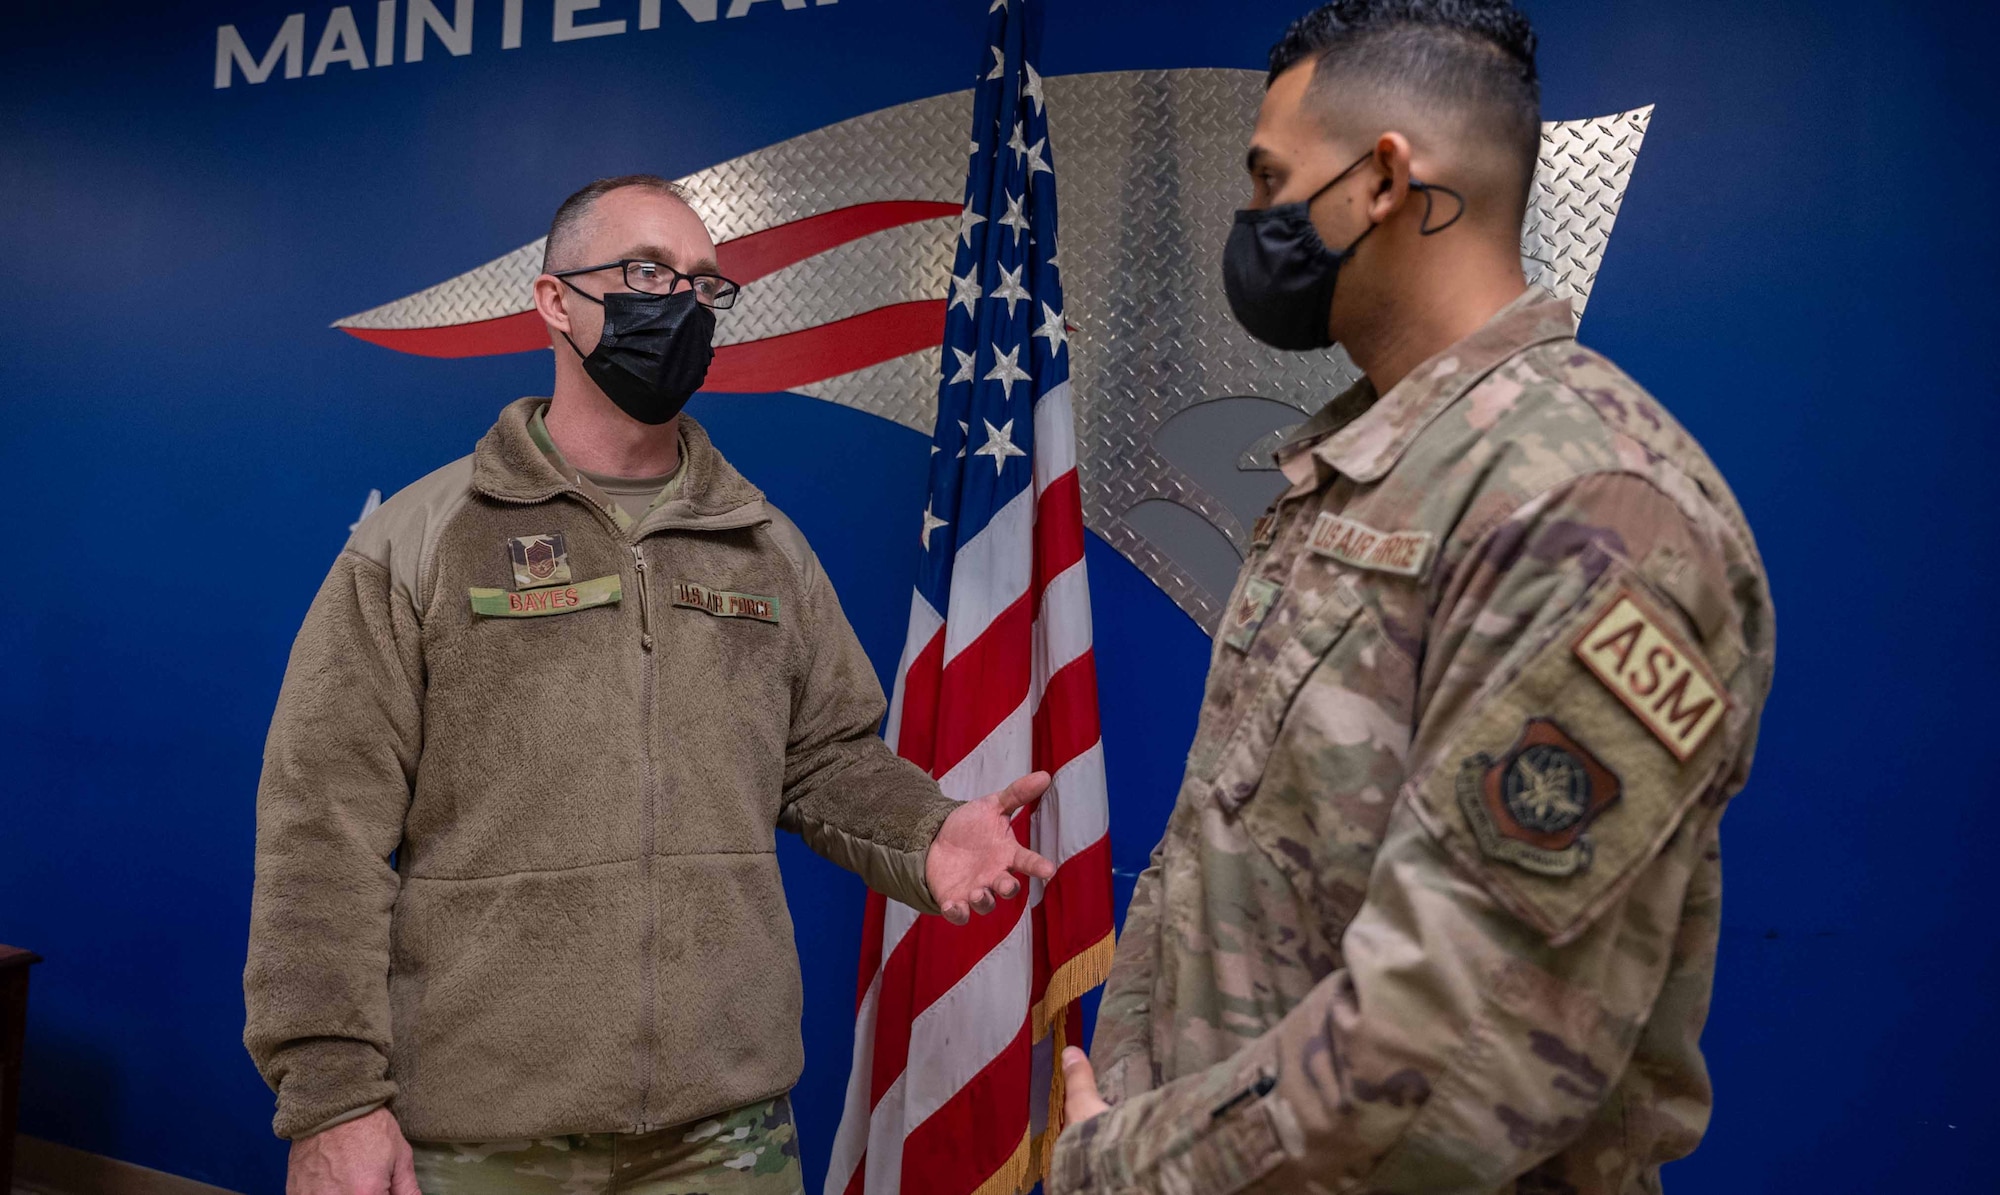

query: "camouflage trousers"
left=409, top=1096, right=803, bottom=1195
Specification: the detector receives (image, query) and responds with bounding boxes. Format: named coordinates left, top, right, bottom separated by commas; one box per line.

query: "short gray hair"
left=542, top=174, right=692, bottom=273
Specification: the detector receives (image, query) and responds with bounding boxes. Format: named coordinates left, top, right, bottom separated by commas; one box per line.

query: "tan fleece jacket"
left=244, top=398, right=956, bottom=1142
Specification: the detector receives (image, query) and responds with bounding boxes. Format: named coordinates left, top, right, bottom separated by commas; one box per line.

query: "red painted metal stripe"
left=716, top=200, right=957, bottom=284
left=704, top=300, right=946, bottom=392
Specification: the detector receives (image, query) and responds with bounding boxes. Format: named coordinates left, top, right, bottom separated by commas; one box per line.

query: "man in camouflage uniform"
left=1053, top=3, right=1775, bottom=1192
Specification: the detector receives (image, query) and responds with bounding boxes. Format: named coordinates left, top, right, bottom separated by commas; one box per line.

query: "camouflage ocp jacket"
left=1054, top=291, right=1775, bottom=1194
left=244, top=399, right=956, bottom=1143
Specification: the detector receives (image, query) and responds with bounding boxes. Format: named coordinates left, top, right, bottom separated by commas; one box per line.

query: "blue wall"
left=1, top=1, right=1994, bottom=1191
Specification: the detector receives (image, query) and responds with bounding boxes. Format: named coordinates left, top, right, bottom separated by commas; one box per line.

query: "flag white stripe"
left=1032, top=557, right=1094, bottom=694
left=937, top=697, right=1033, bottom=803
left=824, top=976, right=882, bottom=1195
left=883, top=589, right=944, bottom=751
left=863, top=1070, right=910, bottom=1195
left=941, top=486, right=1035, bottom=664
left=1028, top=741, right=1108, bottom=908
left=1032, top=381, right=1075, bottom=494
left=901, top=911, right=1035, bottom=1129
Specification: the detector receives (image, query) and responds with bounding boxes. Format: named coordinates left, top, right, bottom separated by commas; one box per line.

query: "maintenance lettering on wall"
left=215, top=0, right=839, bottom=89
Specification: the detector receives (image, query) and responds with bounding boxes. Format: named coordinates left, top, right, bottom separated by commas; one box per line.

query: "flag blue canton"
left=914, top=0, right=1067, bottom=611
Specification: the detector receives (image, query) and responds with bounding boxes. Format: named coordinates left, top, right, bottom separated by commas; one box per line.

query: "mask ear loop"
left=1410, top=179, right=1467, bottom=235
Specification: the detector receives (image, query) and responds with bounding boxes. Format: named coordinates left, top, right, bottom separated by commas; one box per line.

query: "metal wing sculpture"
left=335, top=69, right=1651, bottom=632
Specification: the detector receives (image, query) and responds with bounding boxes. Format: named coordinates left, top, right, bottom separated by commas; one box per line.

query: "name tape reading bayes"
left=216, top=0, right=839, bottom=89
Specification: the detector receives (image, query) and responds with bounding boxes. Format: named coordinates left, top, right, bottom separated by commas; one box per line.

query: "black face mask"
left=1221, top=152, right=1464, bottom=352
left=560, top=285, right=716, bottom=426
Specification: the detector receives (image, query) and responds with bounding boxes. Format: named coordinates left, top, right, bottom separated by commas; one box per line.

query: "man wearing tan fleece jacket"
left=245, top=176, right=1055, bottom=1195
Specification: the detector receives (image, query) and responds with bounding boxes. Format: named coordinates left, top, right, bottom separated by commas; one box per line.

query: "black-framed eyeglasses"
left=552, top=259, right=741, bottom=310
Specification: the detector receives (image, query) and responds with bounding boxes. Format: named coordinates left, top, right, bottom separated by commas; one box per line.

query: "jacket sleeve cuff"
left=266, top=1038, right=398, bottom=1141
left=1049, top=1057, right=1287, bottom=1195
left=788, top=792, right=955, bottom=915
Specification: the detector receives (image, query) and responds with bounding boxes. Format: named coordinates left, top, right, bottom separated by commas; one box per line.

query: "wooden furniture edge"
left=13, top=1137, right=245, bottom=1195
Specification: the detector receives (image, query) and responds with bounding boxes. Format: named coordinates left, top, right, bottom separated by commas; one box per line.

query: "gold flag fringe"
left=1030, top=931, right=1114, bottom=1041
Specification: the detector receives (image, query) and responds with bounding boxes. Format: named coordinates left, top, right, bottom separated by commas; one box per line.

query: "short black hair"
left=542, top=174, right=691, bottom=273
left=1269, top=1, right=1540, bottom=217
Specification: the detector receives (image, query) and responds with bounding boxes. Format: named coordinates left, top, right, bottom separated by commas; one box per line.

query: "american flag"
left=823, top=3, right=1113, bottom=1194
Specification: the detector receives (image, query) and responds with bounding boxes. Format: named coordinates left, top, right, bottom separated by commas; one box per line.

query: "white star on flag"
left=987, top=46, right=1005, bottom=80
left=1026, top=137, right=1053, bottom=180
left=948, top=346, right=976, bottom=385
left=998, top=192, right=1030, bottom=243
left=1023, top=60, right=1045, bottom=114
left=1008, top=120, right=1029, bottom=162
left=920, top=503, right=949, bottom=549
left=1035, top=302, right=1068, bottom=356
left=958, top=203, right=986, bottom=248
left=957, top=418, right=969, bottom=458
left=983, top=342, right=1030, bottom=399
left=973, top=417, right=1027, bottom=474
left=949, top=266, right=983, bottom=316
left=990, top=263, right=1030, bottom=318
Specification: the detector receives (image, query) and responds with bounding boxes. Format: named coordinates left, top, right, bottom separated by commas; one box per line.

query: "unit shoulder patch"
left=1572, top=586, right=1729, bottom=761
left=673, top=581, right=781, bottom=624
left=1308, top=513, right=1435, bottom=579
left=1456, top=718, right=1622, bottom=877
left=508, top=533, right=572, bottom=588
left=1412, top=571, right=1735, bottom=944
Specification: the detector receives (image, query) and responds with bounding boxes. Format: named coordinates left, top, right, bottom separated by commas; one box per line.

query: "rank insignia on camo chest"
left=508, top=533, right=572, bottom=589
left=1456, top=718, right=1622, bottom=877
left=1222, top=577, right=1282, bottom=652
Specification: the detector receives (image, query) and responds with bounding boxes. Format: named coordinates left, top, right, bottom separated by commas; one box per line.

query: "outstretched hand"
left=926, top=771, right=1057, bottom=924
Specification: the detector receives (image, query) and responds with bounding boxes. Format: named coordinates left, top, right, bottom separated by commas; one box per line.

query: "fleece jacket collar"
left=472, top=397, right=770, bottom=535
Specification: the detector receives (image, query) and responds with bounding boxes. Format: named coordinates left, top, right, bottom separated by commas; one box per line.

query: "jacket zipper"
left=631, top=541, right=659, bottom=1129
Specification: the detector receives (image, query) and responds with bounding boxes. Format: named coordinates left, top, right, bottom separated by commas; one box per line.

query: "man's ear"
left=533, top=274, right=572, bottom=338
left=1366, top=131, right=1416, bottom=225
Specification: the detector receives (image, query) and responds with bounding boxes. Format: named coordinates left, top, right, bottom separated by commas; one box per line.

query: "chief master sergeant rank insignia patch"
left=508, top=533, right=572, bottom=589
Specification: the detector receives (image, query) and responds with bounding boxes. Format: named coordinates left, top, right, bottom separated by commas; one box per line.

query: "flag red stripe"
left=1038, top=834, right=1115, bottom=972
left=908, top=891, right=1029, bottom=1014
left=854, top=891, right=888, bottom=1012
left=1033, top=651, right=1101, bottom=780
left=717, top=200, right=959, bottom=284
left=1031, top=469, right=1086, bottom=596
left=929, top=590, right=1033, bottom=781
left=894, top=626, right=947, bottom=775
left=899, top=1018, right=1033, bottom=1195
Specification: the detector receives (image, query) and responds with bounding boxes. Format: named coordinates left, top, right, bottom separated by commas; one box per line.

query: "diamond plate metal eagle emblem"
left=336, top=69, right=1650, bottom=633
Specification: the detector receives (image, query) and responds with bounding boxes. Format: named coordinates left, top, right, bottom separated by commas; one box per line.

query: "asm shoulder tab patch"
left=470, top=574, right=621, bottom=617
left=1412, top=572, right=1735, bottom=944
left=1308, top=513, right=1435, bottom=578
left=673, top=581, right=781, bottom=623
left=1573, top=586, right=1729, bottom=761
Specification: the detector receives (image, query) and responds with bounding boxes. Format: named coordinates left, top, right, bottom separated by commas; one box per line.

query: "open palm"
left=926, top=771, right=1057, bottom=924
